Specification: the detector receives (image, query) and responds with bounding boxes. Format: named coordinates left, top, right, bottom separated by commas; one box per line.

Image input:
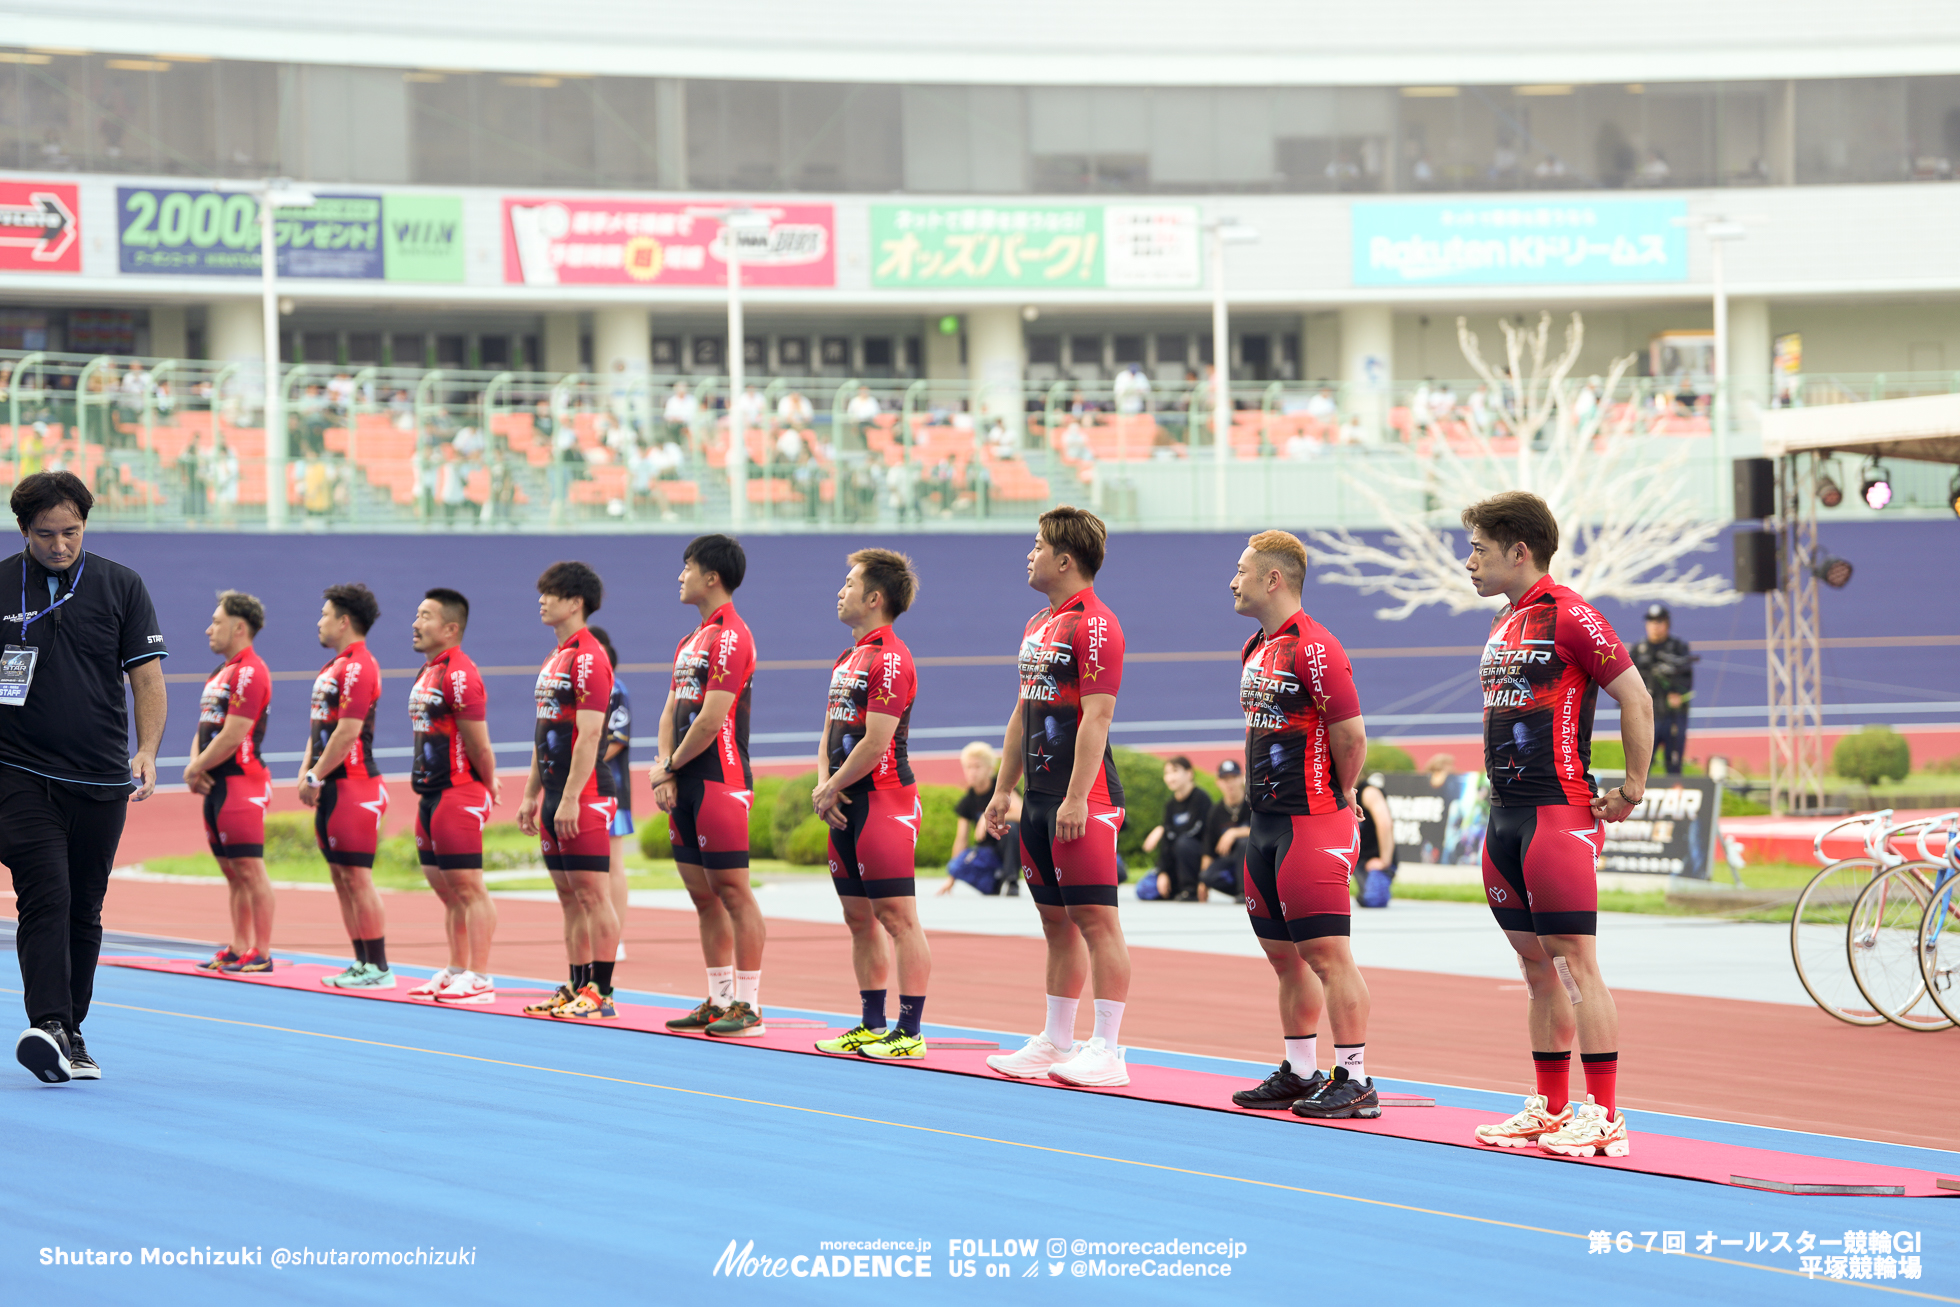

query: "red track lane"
left=78, top=877, right=1960, bottom=1153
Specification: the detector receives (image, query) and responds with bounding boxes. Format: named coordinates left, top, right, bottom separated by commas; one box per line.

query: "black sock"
left=897, top=995, right=925, bottom=1037
left=571, top=963, right=590, bottom=991
left=363, top=939, right=387, bottom=972
left=351, top=938, right=368, bottom=965
left=861, top=989, right=887, bottom=1031
left=592, top=960, right=615, bottom=994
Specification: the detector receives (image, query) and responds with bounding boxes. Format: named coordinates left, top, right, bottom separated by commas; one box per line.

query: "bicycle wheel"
left=1791, top=858, right=1888, bottom=1025
left=1848, top=864, right=1953, bottom=1032
left=1916, top=871, right=1960, bottom=1026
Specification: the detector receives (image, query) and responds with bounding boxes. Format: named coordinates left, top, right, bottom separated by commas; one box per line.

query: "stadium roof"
left=7, top=0, right=1960, bottom=86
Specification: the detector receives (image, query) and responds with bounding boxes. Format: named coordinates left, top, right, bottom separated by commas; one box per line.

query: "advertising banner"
left=0, top=182, right=81, bottom=273
left=118, top=187, right=383, bottom=278
left=502, top=199, right=834, bottom=287
left=1352, top=198, right=1688, bottom=287
left=382, top=194, right=465, bottom=282
left=1379, top=772, right=1489, bottom=867
left=870, top=203, right=1199, bottom=289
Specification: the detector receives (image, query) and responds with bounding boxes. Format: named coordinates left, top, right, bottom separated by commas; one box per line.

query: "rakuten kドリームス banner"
left=502, top=200, right=834, bottom=287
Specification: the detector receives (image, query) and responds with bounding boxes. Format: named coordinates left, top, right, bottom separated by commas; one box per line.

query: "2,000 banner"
left=502, top=199, right=834, bottom=287
left=118, top=188, right=382, bottom=278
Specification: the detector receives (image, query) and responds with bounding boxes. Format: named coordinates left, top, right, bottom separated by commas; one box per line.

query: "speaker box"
left=1733, top=528, right=1778, bottom=593
left=1734, top=457, right=1775, bottom=520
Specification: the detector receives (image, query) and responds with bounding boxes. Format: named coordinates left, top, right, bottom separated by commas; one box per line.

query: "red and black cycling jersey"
left=1240, top=610, right=1362, bottom=816
left=824, top=625, right=917, bottom=793
left=669, top=601, right=756, bottom=789
left=309, top=640, right=380, bottom=782
left=410, top=646, right=488, bottom=794
left=197, top=647, right=271, bottom=779
left=1480, top=574, right=1631, bottom=808
left=534, top=626, right=615, bottom=799
left=1016, top=586, right=1125, bottom=806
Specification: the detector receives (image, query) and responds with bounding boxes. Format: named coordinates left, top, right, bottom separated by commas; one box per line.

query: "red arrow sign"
left=0, top=183, right=80, bottom=273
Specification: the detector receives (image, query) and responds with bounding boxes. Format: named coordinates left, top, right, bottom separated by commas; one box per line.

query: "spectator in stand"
left=1305, top=385, right=1339, bottom=423
left=736, top=384, right=767, bottom=432
left=1285, top=427, right=1321, bottom=461
left=941, top=742, right=1021, bottom=896
left=985, top=417, right=1017, bottom=460
left=1467, top=384, right=1494, bottom=437
left=1141, top=755, right=1212, bottom=901
left=1113, top=363, right=1152, bottom=415
left=777, top=389, right=814, bottom=430
left=662, top=381, right=698, bottom=447
left=390, top=389, right=414, bottom=428
left=327, top=370, right=355, bottom=415
left=1201, top=758, right=1251, bottom=901
left=844, top=385, right=881, bottom=451
left=452, top=423, right=485, bottom=461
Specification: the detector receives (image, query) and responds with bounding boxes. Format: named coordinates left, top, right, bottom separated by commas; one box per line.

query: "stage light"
left=1948, top=471, right=1960, bottom=520
left=1816, top=472, right=1843, bottom=508
left=1861, top=461, right=1893, bottom=510
left=1812, top=555, right=1854, bottom=588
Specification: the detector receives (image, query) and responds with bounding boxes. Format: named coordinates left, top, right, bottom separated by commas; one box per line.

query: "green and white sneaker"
left=337, top=963, right=397, bottom=990
left=815, top=1024, right=889, bottom=1054
left=319, top=963, right=365, bottom=988
left=858, top=1031, right=928, bottom=1061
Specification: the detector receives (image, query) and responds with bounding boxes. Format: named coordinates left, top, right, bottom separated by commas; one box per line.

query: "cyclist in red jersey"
left=405, top=588, right=502, bottom=1007
left=519, top=562, right=620, bottom=1021
left=183, top=590, right=275, bottom=975
left=1461, top=492, right=1654, bottom=1160
left=648, top=535, right=768, bottom=1039
left=808, top=549, right=934, bottom=1062
left=1223, top=532, right=1382, bottom=1121
left=983, top=506, right=1133, bottom=1089
left=298, top=584, right=391, bottom=989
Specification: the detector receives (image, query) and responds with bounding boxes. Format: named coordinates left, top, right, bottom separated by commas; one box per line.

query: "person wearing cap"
left=1200, top=758, right=1251, bottom=901
left=1631, top=603, right=1694, bottom=775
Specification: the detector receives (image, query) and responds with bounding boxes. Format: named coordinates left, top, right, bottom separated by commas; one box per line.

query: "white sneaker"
left=984, top=1033, right=1070, bottom=1079
left=435, top=971, right=496, bottom=1006
left=407, top=967, right=456, bottom=1000
left=1538, top=1095, right=1630, bottom=1158
left=1472, top=1093, right=1571, bottom=1149
left=1048, top=1036, right=1129, bottom=1088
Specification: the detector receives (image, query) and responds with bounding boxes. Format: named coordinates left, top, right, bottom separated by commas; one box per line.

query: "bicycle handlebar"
left=1875, top=814, right=1950, bottom=866
left=1815, top=811, right=1885, bottom=866
left=1917, top=813, right=1960, bottom=864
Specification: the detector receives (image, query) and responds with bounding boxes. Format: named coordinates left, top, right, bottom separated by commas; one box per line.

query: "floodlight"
left=1860, top=461, right=1893, bottom=511
left=1815, top=472, right=1843, bottom=509
left=1812, top=555, right=1854, bottom=588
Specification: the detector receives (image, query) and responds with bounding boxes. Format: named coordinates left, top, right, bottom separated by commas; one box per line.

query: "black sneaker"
left=1231, top=1060, right=1325, bottom=1109
left=664, top=999, right=727, bottom=1032
left=1290, top=1067, right=1381, bottom=1119
left=16, top=1020, right=72, bottom=1084
left=67, top=1031, right=99, bottom=1080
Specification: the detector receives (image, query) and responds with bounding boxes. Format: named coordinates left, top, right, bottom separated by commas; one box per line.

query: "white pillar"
left=543, top=312, right=582, bottom=375
left=592, top=306, right=650, bottom=374
left=966, top=305, right=1023, bottom=443
left=208, top=299, right=264, bottom=365
left=1339, top=304, right=1392, bottom=441
left=148, top=304, right=187, bottom=359
left=1728, top=297, right=1772, bottom=433
left=923, top=316, right=963, bottom=381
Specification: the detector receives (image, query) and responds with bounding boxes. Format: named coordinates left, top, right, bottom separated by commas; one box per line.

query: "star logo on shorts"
left=1321, top=825, right=1360, bottom=872
left=894, top=799, right=922, bottom=835
left=729, top=789, right=754, bottom=812
left=1091, top=810, right=1123, bottom=833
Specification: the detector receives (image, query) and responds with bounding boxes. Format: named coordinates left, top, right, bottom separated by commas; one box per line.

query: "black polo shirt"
left=0, top=548, right=168, bottom=795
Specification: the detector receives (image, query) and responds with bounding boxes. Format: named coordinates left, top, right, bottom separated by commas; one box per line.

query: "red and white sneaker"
left=406, top=967, right=456, bottom=1000
left=1538, top=1095, right=1630, bottom=1157
left=984, top=1033, right=1069, bottom=1080
left=1473, top=1093, right=1571, bottom=1148
left=434, top=971, right=496, bottom=1006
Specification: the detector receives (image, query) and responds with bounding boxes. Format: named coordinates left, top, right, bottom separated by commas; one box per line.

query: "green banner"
left=382, top=194, right=464, bottom=282
left=871, top=204, right=1103, bottom=288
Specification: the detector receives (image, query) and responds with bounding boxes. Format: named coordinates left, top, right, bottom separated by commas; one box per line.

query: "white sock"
left=707, top=966, right=734, bottom=1006
left=1091, top=999, right=1125, bottom=1048
left=1043, top=995, right=1079, bottom=1049
left=734, top=970, right=761, bottom=1008
left=1283, top=1035, right=1317, bottom=1074
left=1336, top=1043, right=1366, bottom=1082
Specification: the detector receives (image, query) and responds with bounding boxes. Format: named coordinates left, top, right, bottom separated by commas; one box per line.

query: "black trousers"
left=1655, top=708, right=1689, bottom=775
left=0, top=767, right=128, bottom=1031
left=1155, top=832, right=1205, bottom=898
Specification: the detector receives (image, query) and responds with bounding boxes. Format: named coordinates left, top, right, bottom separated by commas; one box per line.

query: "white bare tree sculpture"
left=1308, top=311, right=1739, bottom=620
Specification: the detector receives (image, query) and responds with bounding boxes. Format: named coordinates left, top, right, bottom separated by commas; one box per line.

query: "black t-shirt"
left=1203, top=796, right=1251, bottom=857
left=1159, top=786, right=1213, bottom=843
left=1356, top=781, right=1391, bottom=864
left=954, top=786, right=998, bottom=852
left=0, top=549, right=168, bottom=794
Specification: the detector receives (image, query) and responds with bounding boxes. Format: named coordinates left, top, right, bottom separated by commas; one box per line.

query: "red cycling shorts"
left=416, top=782, right=492, bottom=871
left=669, top=774, right=753, bottom=872
left=828, top=785, right=921, bottom=899
left=1019, top=790, right=1125, bottom=908
left=203, top=771, right=272, bottom=860
left=1243, top=807, right=1359, bottom=942
left=315, top=775, right=388, bottom=869
left=540, top=787, right=617, bottom=874
left=1481, top=803, right=1602, bottom=937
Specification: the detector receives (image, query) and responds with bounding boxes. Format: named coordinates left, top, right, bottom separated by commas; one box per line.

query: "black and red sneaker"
left=195, top=948, right=240, bottom=973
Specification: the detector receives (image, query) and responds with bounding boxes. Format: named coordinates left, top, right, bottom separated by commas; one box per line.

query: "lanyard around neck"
left=21, top=552, right=84, bottom=631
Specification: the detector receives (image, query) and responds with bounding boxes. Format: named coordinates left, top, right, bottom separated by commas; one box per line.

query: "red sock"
left=1531, top=1051, right=1571, bottom=1113
left=1581, top=1052, right=1619, bottom=1116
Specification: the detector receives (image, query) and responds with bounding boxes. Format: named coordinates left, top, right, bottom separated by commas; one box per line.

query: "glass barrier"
left=2, top=350, right=1952, bottom=532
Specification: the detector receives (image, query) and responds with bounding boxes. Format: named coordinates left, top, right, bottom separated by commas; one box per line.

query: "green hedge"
left=637, top=772, right=787, bottom=860
left=1832, top=724, right=1911, bottom=786
left=1364, top=742, right=1415, bottom=773
left=264, top=812, right=540, bottom=875
left=777, top=782, right=968, bottom=867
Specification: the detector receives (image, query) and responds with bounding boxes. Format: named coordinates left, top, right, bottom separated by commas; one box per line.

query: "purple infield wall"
left=80, top=519, right=1960, bottom=775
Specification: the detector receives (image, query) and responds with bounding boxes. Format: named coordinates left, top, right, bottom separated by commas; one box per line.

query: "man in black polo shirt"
left=0, top=471, right=168, bottom=1084
left=1201, top=758, right=1252, bottom=901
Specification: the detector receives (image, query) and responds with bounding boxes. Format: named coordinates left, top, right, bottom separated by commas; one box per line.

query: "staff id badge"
left=0, top=644, right=38, bottom=707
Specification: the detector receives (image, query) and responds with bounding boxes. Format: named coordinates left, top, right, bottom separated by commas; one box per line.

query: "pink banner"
left=502, top=198, right=833, bottom=287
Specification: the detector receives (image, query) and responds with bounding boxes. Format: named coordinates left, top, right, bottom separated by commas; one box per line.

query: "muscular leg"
left=872, top=897, right=931, bottom=996
left=568, top=870, right=620, bottom=965
left=328, top=865, right=385, bottom=941
left=215, top=857, right=254, bottom=955
left=609, top=835, right=630, bottom=956
left=422, top=867, right=467, bottom=970
left=839, top=896, right=891, bottom=992
left=1064, top=902, right=1130, bottom=1004
left=675, top=862, right=734, bottom=968
left=709, top=868, right=766, bottom=972
left=1299, top=935, right=1370, bottom=1046
left=1259, top=937, right=1317, bottom=1035
left=1034, top=900, right=1090, bottom=1000
left=1503, top=929, right=1579, bottom=1053
left=1536, top=932, right=1618, bottom=1054
left=449, top=869, right=496, bottom=975
left=231, top=857, right=274, bottom=955
left=548, top=870, right=587, bottom=968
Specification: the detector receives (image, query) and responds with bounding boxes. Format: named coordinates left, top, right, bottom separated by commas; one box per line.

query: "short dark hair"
left=1038, top=505, right=1108, bottom=579
left=848, top=548, right=918, bottom=618
left=424, top=587, right=469, bottom=633
left=1461, top=491, right=1560, bottom=570
left=1165, top=755, right=1194, bottom=772
left=217, top=589, right=265, bottom=636
left=537, top=560, right=604, bottom=618
left=323, top=582, right=379, bottom=636
left=684, top=534, right=747, bottom=592
left=12, top=470, right=93, bottom=531
left=587, top=623, right=619, bottom=667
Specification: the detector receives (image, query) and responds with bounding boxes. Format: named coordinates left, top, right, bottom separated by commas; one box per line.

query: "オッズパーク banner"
left=0, top=182, right=80, bottom=273
left=870, top=203, right=1199, bottom=289
left=117, top=189, right=465, bottom=280
left=502, top=199, right=834, bottom=286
